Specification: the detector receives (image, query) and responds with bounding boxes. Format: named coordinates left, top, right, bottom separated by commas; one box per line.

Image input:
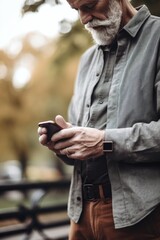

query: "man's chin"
left=86, top=26, right=107, bottom=32
left=91, top=32, right=114, bottom=45
left=92, top=36, right=113, bottom=46
left=85, top=26, right=115, bottom=45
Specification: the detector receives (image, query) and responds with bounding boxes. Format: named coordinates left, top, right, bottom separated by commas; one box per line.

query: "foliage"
left=22, top=0, right=61, bottom=14
left=0, top=22, right=91, bottom=178
left=22, top=0, right=160, bottom=16
left=132, top=0, right=160, bottom=16
left=0, top=0, right=160, bottom=179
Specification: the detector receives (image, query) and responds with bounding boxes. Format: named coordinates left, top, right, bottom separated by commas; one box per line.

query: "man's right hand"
left=38, top=115, right=72, bottom=148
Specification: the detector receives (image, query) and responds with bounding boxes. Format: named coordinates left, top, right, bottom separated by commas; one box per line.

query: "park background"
left=0, top=1, right=159, bottom=238
left=0, top=0, right=160, bottom=181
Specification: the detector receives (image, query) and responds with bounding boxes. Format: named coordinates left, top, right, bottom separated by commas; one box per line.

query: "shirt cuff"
left=104, top=127, right=132, bottom=161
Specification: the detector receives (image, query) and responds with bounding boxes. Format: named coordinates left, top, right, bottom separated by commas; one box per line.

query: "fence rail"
left=0, top=179, right=71, bottom=240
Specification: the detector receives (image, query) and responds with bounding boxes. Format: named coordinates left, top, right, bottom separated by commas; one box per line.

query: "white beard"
left=85, top=0, right=122, bottom=45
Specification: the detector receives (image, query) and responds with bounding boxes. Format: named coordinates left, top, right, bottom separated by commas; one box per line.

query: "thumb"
left=54, top=115, right=72, bottom=129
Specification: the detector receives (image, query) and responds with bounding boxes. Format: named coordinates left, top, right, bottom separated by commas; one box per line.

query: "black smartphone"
left=38, top=120, right=62, bottom=142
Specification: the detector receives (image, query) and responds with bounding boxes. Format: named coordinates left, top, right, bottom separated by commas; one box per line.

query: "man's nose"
left=79, top=10, right=93, bottom=25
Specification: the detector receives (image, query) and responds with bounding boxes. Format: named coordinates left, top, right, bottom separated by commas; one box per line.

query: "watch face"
left=103, top=141, right=113, bottom=152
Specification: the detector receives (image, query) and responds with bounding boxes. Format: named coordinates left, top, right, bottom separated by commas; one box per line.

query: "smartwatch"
left=103, top=141, right=113, bottom=153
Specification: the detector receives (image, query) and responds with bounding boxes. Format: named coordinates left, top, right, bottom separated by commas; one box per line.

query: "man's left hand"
left=49, top=126, right=105, bottom=160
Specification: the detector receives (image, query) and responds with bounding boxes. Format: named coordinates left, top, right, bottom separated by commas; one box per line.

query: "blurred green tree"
left=132, top=0, right=160, bottom=16
left=0, top=22, right=91, bottom=178
left=0, top=0, right=159, bottom=179
left=22, top=0, right=160, bottom=17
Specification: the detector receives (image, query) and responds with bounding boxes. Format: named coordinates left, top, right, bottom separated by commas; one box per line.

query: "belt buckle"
left=83, top=184, right=96, bottom=201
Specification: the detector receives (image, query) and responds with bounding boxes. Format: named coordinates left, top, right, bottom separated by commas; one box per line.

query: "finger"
left=51, top=127, right=76, bottom=142
left=60, top=147, right=75, bottom=156
left=38, top=127, right=47, bottom=135
left=46, top=142, right=61, bottom=154
left=55, top=115, right=72, bottom=128
left=39, top=134, right=48, bottom=145
left=54, top=138, right=73, bottom=150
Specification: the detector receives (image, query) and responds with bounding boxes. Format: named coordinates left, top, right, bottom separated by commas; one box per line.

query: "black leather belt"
left=83, top=183, right=112, bottom=201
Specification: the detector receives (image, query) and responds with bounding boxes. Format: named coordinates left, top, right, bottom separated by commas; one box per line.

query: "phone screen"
left=38, top=121, right=62, bottom=142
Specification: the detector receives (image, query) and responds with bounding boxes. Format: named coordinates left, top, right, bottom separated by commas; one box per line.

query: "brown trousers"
left=69, top=199, right=160, bottom=240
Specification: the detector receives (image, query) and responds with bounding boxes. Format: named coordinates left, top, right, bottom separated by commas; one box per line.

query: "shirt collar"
left=97, top=5, right=151, bottom=50
left=123, top=5, right=151, bottom=37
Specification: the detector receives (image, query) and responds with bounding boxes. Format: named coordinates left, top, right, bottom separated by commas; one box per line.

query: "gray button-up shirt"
left=61, top=5, right=160, bottom=228
left=81, top=47, right=115, bottom=184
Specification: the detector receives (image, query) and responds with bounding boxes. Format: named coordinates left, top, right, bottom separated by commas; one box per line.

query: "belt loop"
left=99, top=185, right=105, bottom=198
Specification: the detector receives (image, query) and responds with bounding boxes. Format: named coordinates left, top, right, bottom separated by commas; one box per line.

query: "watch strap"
left=103, top=141, right=113, bottom=153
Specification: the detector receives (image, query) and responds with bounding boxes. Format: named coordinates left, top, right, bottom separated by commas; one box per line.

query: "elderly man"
left=38, top=0, right=160, bottom=239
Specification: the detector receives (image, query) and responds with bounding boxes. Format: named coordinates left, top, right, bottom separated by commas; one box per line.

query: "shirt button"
left=86, top=104, right=90, bottom=107
left=96, top=73, right=100, bottom=77
left=77, top=197, right=81, bottom=201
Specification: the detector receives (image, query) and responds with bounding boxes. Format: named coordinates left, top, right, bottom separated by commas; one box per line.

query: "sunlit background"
left=0, top=0, right=78, bottom=87
left=0, top=0, right=83, bottom=182
left=0, top=0, right=159, bottom=182
left=0, top=0, right=160, bottom=238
